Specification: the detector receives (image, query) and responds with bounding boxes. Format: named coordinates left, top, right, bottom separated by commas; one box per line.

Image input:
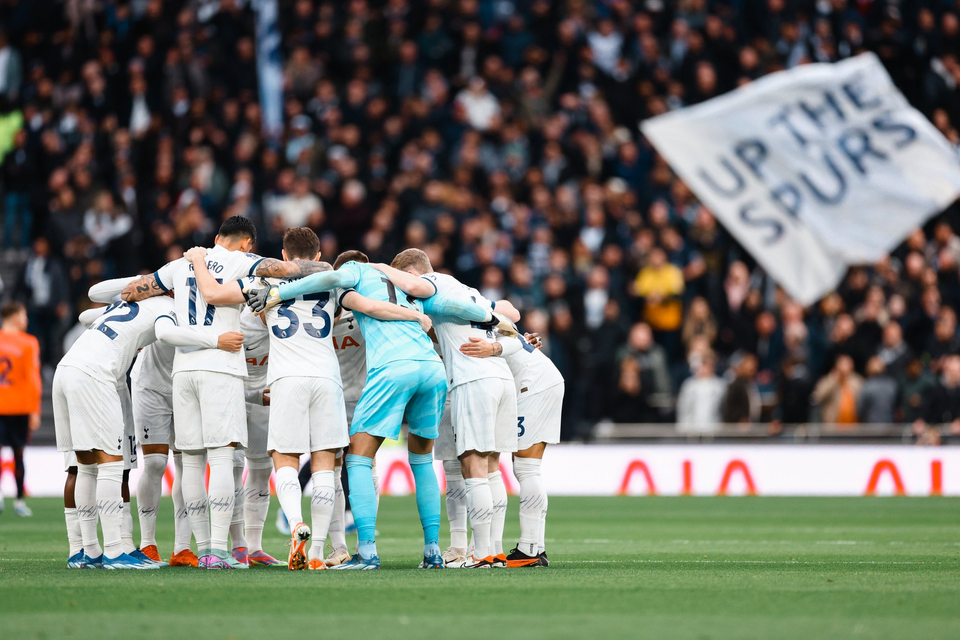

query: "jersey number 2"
left=96, top=301, right=140, bottom=340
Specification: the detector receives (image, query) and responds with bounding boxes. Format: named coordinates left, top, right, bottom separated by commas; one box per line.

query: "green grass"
left=1, top=496, right=959, bottom=639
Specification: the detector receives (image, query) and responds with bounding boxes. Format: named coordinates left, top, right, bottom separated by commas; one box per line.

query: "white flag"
left=641, top=53, right=960, bottom=305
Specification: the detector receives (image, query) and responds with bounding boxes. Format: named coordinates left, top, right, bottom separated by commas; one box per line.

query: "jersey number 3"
left=272, top=292, right=331, bottom=340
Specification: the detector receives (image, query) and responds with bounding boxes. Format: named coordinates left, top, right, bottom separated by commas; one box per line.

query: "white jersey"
left=256, top=276, right=341, bottom=387
left=503, top=335, right=564, bottom=396
left=422, top=272, right=513, bottom=389
left=240, top=308, right=269, bottom=391
left=130, top=341, right=175, bottom=394
left=59, top=297, right=176, bottom=384
left=153, top=244, right=264, bottom=376
left=333, top=311, right=366, bottom=403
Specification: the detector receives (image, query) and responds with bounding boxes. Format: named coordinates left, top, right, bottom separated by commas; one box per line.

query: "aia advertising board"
left=3, top=445, right=957, bottom=497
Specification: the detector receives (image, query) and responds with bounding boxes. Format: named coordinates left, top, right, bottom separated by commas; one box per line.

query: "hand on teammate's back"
left=524, top=333, right=542, bottom=349
left=459, top=337, right=496, bottom=359
left=416, top=312, right=433, bottom=334
left=184, top=246, right=207, bottom=263
left=246, top=286, right=280, bottom=314
left=217, top=331, right=245, bottom=352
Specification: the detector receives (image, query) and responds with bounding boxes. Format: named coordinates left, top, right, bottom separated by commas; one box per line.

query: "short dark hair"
left=1, top=301, right=25, bottom=320
left=334, top=250, right=369, bottom=270
left=391, top=248, right=432, bottom=273
left=282, top=227, right=320, bottom=260
left=218, top=215, right=257, bottom=244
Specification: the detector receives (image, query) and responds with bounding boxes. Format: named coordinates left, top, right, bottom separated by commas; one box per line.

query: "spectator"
left=634, top=247, right=684, bottom=358
left=611, top=358, right=656, bottom=423
left=681, top=296, right=716, bottom=354
left=676, top=351, right=726, bottom=434
left=876, top=321, right=912, bottom=379
left=2, top=128, right=32, bottom=250
left=923, top=354, right=960, bottom=435
left=812, top=354, right=863, bottom=425
left=13, top=238, right=69, bottom=368
left=857, top=357, right=898, bottom=424
left=899, top=357, right=937, bottom=424
left=722, top=352, right=760, bottom=424
left=617, top=322, right=672, bottom=401
left=776, top=357, right=813, bottom=424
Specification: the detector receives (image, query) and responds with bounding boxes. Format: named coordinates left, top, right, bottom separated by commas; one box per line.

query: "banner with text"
left=641, top=53, right=960, bottom=304
left=6, top=445, right=958, bottom=497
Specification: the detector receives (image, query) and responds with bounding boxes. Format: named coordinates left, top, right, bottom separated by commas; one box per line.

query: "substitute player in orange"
left=0, top=301, right=42, bottom=517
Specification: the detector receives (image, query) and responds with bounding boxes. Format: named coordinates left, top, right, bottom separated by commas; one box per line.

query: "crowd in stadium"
left=1, top=0, right=960, bottom=440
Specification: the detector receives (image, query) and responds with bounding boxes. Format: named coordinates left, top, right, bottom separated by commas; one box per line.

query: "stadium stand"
left=1, top=0, right=960, bottom=443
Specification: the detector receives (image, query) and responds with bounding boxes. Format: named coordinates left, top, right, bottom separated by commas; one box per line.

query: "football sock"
left=181, top=451, right=211, bottom=550
left=513, top=457, right=545, bottom=557
left=230, top=462, right=247, bottom=550
left=121, top=500, right=136, bottom=554
left=171, top=453, right=193, bottom=553
left=465, top=477, right=493, bottom=559
left=207, top=447, right=236, bottom=551
left=488, top=470, right=507, bottom=556
left=275, top=466, right=303, bottom=526
left=244, top=464, right=272, bottom=552
left=443, top=460, right=468, bottom=549
left=371, top=463, right=380, bottom=508
left=328, top=464, right=347, bottom=551
left=96, top=461, right=125, bottom=559
left=64, top=507, right=83, bottom=557
left=539, top=493, right=548, bottom=554
left=76, top=463, right=102, bottom=559
left=409, top=452, right=441, bottom=558
left=309, top=470, right=336, bottom=561
left=345, top=454, right=377, bottom=559
left=137, top=453, right=166, bottom=549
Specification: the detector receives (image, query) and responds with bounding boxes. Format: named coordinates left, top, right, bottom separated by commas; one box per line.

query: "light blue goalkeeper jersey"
left=333, top=261, right=440, bottom=371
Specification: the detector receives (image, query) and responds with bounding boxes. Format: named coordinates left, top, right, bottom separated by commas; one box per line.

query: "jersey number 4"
left=272, top=292, right=331, bottom=340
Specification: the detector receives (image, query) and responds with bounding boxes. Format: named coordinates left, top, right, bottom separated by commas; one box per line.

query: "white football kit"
left=422, top=273, right=517, bottom=456
left=333, top=310, right=366, bottom=426
left=503, top=337, right=565, bottom=450
left=432, top=339, right=456, bottom=461
left=256, top=277, right=348, bottom=454
left=240, top=308, right=270, bottom=463
left=153, top=245, right=264, bottom=450
left=54, top=296, right=176, bottom=456
left=131, top=341, right=175, bottom=448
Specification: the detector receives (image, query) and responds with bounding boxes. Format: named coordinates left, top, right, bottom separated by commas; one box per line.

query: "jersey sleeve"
left=240, top=252, right=266, bottom=277
left=153, top=259, right=179, bottom=292
left=419, top=273, right=440, bottom=296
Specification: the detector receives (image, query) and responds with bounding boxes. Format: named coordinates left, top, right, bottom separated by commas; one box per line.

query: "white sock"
left=328, top=465, right=347, bottom=551
left=513, top=457, right=544, bottom=557
left=181, top=451, right=211, bottom=550
left=76, top=464, right=102, bottom=558
left=275, top=466, right=302, bottom=526
left=121, top=501, right=136, bottom=554
left=443, top=460, right=467, bottom=550
left=488, top=470, right=507, bottom=556
left=64, top=507, right=83, bottom=557
left=539, top=494, right=548, bottom=554
left=207, top=446, right=236, bottom=551
left=244, top=465, right=272, bottom=552
left=97, top=462, right=125, bottom=559
left=171, top=453, right=193, bottom=553
left=309, top=470, right=336, bottom=560
left=230, top=462, right=247, bottom=550
left=464, top=477, right=492, bottom=559
left=137, top=453, right=166, bottom=549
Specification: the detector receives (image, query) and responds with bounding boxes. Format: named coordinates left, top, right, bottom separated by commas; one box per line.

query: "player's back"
left=0, top=329, right=40, bottom=415
left=60, top=296, right=175, bottom=383
left=423, top=272, right=513, bottom=388
left=333, top=310, right=366, bottom=403
left=338, top=261, right=438, bottom=370
left=154, top=245, right=262, bottom=377
left=504, top=336, right=564, bottom=395
left=130, top=340, right=175, bottom=394
left=264, top=278, right=341, bottom=386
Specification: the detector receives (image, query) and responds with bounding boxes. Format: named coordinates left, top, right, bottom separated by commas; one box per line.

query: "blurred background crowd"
left=2, top=0, right=960, bottom=441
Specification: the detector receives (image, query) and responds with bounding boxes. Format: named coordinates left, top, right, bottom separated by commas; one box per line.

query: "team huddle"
left=53, top=216, right=563, bottom=570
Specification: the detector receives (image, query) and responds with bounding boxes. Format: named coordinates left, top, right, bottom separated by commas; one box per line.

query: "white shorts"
left=518, top=383, right=564, bottom=451
left=268, top=376, right=349, bottom=454
left=133, top=384, right=174, bottom=448
left=433, top=395, right=456, bottom=461
left=172, top=371, right=247, bottom=451
left=245, top=401, right=270, bottom=461
left=63, top=451, right=77, bottom=471
left=54, top=366, right=124, bottom=455
left=450, top=378, right=518, bottom=457
left=119, top=383, right=138, bottom=470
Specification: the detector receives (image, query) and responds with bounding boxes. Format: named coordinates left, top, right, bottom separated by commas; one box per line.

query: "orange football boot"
left=169, top=549, right=199, bottom=567
left=307, top=558, right=327, bottom=571
left=140, top=545, right=162, bottom=563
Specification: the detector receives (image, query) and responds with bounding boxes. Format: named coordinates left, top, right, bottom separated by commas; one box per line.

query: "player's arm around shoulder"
left=372, top=263, right=437, bottom=298
left=341, top=290, right=432, bottom=333
left=121, top=273, right=166, bottom=302
left=185, top=247, right=247, bottom=305
left=459, top=334, right=523, bottom=359
left=253, top=256, right=329, bottom=280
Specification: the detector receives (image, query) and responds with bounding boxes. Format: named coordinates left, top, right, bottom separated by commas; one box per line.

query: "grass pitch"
left=0, top=496, right=958, bottom=639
